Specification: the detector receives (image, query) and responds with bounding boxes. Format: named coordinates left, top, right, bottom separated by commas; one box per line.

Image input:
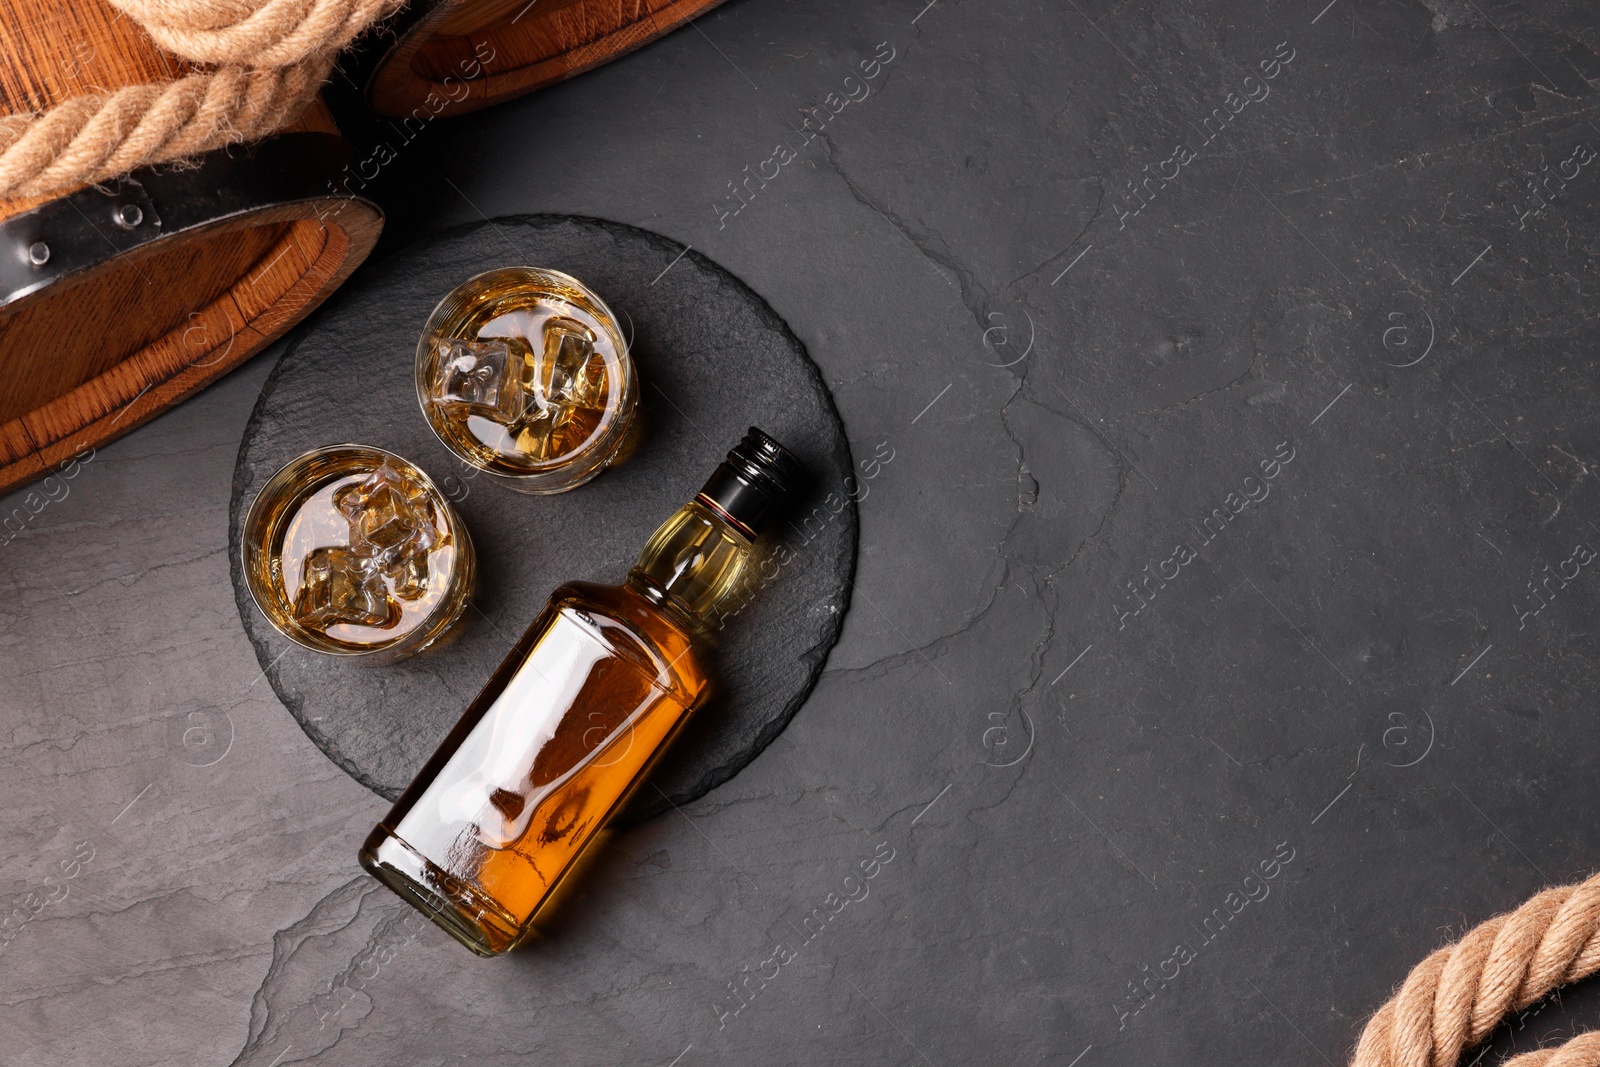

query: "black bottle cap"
left=696, top=428, right=805, bottom=538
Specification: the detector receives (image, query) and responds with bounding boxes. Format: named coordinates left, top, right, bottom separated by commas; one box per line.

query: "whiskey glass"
left=415, top=267, right=638, bottom=495
left=241, top=444, right=475, bottom=662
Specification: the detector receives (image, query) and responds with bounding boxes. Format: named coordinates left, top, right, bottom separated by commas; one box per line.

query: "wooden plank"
left=0, top=4, right=383, bottom=497
left=370, top=0, right=725, bottom=116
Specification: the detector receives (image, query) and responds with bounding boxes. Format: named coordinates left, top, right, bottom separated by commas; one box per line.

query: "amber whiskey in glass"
left=360, top=428, right=803, bottom=955
left=240, top=445, right=474, bottom=662
left=414, top=267, right=638, bottom=495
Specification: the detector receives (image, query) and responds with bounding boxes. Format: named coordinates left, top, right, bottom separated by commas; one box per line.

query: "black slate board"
left=228, top=215, right=856, bottom=819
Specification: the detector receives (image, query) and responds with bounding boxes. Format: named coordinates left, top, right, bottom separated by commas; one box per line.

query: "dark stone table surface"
left=5, top=1, right=1600, bottom=1064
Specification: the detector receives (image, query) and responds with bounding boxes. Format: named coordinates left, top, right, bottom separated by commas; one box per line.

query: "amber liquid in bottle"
left=360, top=431, right=798, bottom=956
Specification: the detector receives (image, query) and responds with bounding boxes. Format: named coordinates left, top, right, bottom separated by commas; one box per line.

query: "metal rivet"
left=114, top=203, right=143, bottom=229
left=27, top=241, right=49, bottom=266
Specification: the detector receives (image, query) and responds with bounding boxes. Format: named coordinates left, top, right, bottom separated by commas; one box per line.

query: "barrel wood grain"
left=367, top=0, right=727, bottom=118
left=0, top=0, right=382, bottom=497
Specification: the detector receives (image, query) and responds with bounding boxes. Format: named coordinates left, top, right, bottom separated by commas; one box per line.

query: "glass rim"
left=412, top=266, right=637, bottom=480
left=240, top=443, right=473, bottom=660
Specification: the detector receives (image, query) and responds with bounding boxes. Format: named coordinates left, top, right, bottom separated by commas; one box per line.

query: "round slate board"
left=228, top=215, right=856, bottom=821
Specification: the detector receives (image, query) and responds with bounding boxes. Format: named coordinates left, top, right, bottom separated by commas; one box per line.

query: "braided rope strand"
left=0, top=58, right=330, bottom=200
left=104, top=0, right=404, bottom=68
left=0, top=0, right=401, bottom=200
left=1352, top=871, right=1600, bottom=1067
left=1504, top=1032, right=1600, bottom=1067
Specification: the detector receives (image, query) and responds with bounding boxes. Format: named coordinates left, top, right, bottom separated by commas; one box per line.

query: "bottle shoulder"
left=547, top=581, right=705, bottom=699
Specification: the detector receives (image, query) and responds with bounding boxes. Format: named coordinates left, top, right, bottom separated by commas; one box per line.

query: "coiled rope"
left=0, top=0, right=403, bottom=200
left=107, top=0, right=400, bottom=66
left=1352, top=870, right=1600, bottom=1067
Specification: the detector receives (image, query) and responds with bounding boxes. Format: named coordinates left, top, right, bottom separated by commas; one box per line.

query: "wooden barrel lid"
left=366, top=0, right=727, bottom=118
left=0, top=0, right=383, bottom=497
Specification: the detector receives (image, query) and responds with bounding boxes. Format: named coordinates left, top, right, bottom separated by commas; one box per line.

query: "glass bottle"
left=360, top=428, right=803, bottom=956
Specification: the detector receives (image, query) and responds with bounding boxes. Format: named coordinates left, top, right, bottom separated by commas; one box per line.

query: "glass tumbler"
left=241, top=444, right=475, bottom=662
left=415, top=267, right=638, bottom=495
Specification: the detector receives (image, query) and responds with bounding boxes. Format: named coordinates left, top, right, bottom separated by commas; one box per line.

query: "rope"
left=105, top=0, right=402, bottom=67
left=1351, top=871, right=1600, bottom=1067
left=0, top=59, right=330, bottom=200
left=0, top=0, right=402, bottom=200
left=1504, top=1033, right=1600, bottom=1067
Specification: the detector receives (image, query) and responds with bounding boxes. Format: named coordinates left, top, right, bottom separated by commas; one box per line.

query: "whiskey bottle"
left=360, top=428, right=804, bottom=955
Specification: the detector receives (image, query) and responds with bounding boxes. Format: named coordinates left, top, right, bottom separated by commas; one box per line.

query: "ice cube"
left=536, top=317, right=603, bottom=408
left=390, top=554, right=430, bottom=601
left=511, top=417, right=562, bottom=462
left=432, top=336, right=528, bottom=421
left=293, top=546, right=399, bottom=632
left=333, top=464, right=442, bottom=569
left=512, top=405, right=605, bottom=462
left=502, top=317, right=609, bottom=459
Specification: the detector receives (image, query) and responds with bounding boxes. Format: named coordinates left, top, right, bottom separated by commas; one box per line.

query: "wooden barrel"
left=366, top=0, right=727, bottom=118
left=0, top=0, right=384, bottom=497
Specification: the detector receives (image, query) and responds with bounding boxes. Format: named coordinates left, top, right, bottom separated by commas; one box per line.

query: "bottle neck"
left=626, top=498, right=756, bottom=624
